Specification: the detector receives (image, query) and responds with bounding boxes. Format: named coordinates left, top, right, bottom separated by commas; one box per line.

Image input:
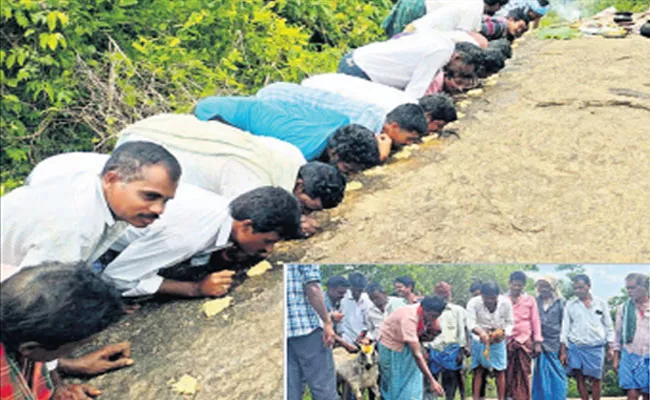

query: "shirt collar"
left=95, top=176, right=117, bottom=227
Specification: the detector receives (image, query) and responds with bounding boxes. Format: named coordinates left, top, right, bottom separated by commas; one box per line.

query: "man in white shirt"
left=28, top=155, right=303, bottom=297
left=1, top=141, right=181, bottom=378
left=424, top=282, right=468, bottom=400
left=466, top=281, right=515, bottom=400
left=337, top=32, right=480, bottom=98
left=2, top=141, right=180, bottom=270
left=337, top=272, right=373, bottom=351
left=560, top=274, right=615, bottom=400
left=363, top=282, right=406, bottom=342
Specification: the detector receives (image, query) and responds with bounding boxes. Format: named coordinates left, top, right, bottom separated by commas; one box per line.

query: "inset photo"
left=285, top=264, right=650, bottom=400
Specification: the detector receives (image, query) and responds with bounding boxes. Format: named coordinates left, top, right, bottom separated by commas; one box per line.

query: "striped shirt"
left=286, top=264, right=324, bottom=338
left=257, top=82, right=385, bottom=134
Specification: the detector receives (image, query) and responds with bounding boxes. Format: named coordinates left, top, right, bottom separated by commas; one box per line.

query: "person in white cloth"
left=28, top=153, right=303, bottom=297
left=1, top=141, right=181, bottom=379
left=111, top=114, right=346, bottom=235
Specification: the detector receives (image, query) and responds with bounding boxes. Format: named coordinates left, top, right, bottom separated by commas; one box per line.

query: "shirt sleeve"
left=19, top=226, right=86, bottom=268
left=502, top=300, right=515, bottom=336
left=401, top=314, right=419, bottom=343
left=560, top=301, right=571, bottom=345
left=466, top=298, right=478, bottom=333
left=404, top=43, right=454, bottom=98
left=120, top=273, right=165, bottom=297
left=300, top=264, right=321, bottom=285
left=457, top=307, right=467, bottom=347
left=613, top=305, right=623, bottom=351
left=602, top=299, right=616, bottom=345
left=411, top=7, right=462, bottom=32
left=530, top=297, right=544, bottom=342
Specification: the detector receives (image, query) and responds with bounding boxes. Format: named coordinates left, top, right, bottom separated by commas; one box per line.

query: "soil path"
left=283, top=34, right=650, bottom=264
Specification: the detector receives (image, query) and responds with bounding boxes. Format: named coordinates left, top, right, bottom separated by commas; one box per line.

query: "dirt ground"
left=283, top=33, right=650, bottom=264
left=70, top=34, right=649, bottom=399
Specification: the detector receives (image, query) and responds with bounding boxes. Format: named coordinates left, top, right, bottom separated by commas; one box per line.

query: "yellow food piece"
left=393, top=149, right=412, bottom=160
left=483, top=347, right=490, bottom=361
left=512, top=43, right=519, bottom=48
left=345, top=181, right=363, bottom=192
left=457, top=100, right=471, bottom=109
left=170, top=375, right=199, bottom=395
left=421, top=135, right=437, bottom=143
left=363, top=166, right=387, bottom=176
left=361, top=344, right=373, bottom=354
left=202, top=296, right=233, bottom=318
left=457, top=111, right=466, bottom=119
left=247, top=260, right=272, bottom=277
left=467, top=88, right=484, bottom=97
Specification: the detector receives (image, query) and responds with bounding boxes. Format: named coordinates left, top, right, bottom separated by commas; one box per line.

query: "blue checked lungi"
left=532, top=351, right=567, bottom=400
left=566, top=343, right=605, bottom=379
left=428, top=344, right=462, bottom=375
left=378, top=342, right=423, bottom=400
left=619, top=348, right=650, bottom=393
left=381, top=0, right=426, bottom=37
left=470, top=339, right=507, bottom=371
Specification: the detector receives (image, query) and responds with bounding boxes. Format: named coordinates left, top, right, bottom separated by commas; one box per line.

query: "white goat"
left=332, top=344, right=381, bottom=400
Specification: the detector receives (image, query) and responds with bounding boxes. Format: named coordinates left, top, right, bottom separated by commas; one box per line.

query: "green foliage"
left=1, top=0, right=393, bottom=192
left=589, top=0, right=650, bottom=12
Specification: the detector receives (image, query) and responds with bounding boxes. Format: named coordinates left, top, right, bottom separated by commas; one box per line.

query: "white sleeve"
left=102, top=230, right=197, bottom=295
left=404, top=44, right=454, bottom=98
left=412, top=7, right=462, bottom=32
left=120, top=273, right=165, bottom=297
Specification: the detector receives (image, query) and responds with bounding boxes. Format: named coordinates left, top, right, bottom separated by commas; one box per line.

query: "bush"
left=1, top=0, right=392, bottom=194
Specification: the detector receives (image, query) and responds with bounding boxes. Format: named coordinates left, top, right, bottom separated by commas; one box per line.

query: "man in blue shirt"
left=256, top=82, right=429, bottom=148
left=193, top=96, right=382, bottom=174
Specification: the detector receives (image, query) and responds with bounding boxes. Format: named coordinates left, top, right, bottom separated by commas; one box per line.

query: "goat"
left=332, top=343, right=381, bottom=400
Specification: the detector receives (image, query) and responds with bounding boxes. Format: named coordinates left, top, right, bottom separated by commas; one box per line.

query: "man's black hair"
left=395, top=275, right=416, bottom=290
left=1, top=263, right=124, bottom=352
left=572, top=274, right=591, bottom=287
left=418, top=94, right=457, bottom=123
left=421, top=295, right=448, bottom=313
left=488, top=39, right=513, bottom=58
left=348, top=272, right=368, bottom=289
left=385, top=104, right=428, bottom=137
left=509, top=271, right=527, bottom=284
left=230, top=186, right=302, bottom=239
left=469, top=280, right=483, bottom=293
left=366, top=282, right=386, bottom=295
left=508, top=6, right=534, bottom=23
left=481, top=48, right=506, bottom=77
left=454, top=42, right=483, bottom=69
left=327, top=124, right=381, bottom=171
left=103, top=141, right=182, bottom=183
left=297, top=162, right=346, bottom=209
left=326, top=275, right=350, bottom=288
left=481, top=280, right=501, bottom=296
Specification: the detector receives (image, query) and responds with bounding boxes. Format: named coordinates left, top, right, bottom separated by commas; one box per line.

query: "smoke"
left=552, top=0, right=590, bottom=21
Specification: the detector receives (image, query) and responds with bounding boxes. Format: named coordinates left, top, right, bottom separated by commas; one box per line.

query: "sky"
left=531, top=264, right=650, bottom=299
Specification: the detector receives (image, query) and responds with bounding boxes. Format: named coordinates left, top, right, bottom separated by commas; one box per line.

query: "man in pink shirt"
left=505, top=271, right=543, bottom=400
left=378, top=296, right=447, bottom=399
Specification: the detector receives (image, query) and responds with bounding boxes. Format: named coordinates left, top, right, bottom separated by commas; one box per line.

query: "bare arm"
left=407, top=341, right=436, bottom=385
left=304, top=282, right=332, bottom=324
left=158, top=270, right=235, bottom=298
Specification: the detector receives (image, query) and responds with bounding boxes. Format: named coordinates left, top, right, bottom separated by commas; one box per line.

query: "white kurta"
left=302, top=73, right=418, bottom=116
left=352, top=33, right=455, bottom=98
left=1, top=172, right=128, bottom=269
left=116, top=113, right=306, bottom=198
left=423, top=0, right=484, bottom=31
left=26, top=153, right=234, bottom=297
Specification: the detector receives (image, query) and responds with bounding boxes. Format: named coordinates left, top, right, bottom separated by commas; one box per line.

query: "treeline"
left=1, top=0, right=392, bottom=192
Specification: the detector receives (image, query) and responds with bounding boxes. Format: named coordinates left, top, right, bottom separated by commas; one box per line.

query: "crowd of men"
left=286, top=267, right=650, bottom=400
left=0, top=0, right=637, bottom=398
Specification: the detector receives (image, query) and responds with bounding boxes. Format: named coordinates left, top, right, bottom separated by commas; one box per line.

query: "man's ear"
left=102, top=170, right=120, bottom=185
left=18, top=341, right=45, bottom=359
left=241, top=219, right=254, bottom=233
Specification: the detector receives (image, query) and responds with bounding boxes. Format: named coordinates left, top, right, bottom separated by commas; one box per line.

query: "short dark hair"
left=103, top=141, right=182, bottom=183
left=469, top=280, right=483, bottom=293
left=481, top=280, right=501, bottom=296
left=572, top=274, right=591, bottom=287
left=229, top=186, right=302, bottom=239
left=298, top=162, right=346, bottom=209
left=626, top=273, right=650, bottom=289
left=509, top=271, right=527, bottom=284
left=327, top=124, right=380, bottom=170
left=395, top=276, right=415, bottom=290
left=484, top=0, right=501, bottom=5
left=326, top=275, right=350, bottom=288
left=0, top=263, right=124, bottom=352
left=421, top=295, right=447, bottom=313
left=348, top=272, right=368, bottom=289
left=481, top=48, right=506, bottom=77
left=508, top=6, right=533, bottom=23
left=488, top=39, right=513, bottom=59
left=385, top=104, right=428, bottom=137
left=366, top=282, right=386, bottom=295
left=418, top=94, right=457, bottom=123
left=454, top=42, right=483, bottom=70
